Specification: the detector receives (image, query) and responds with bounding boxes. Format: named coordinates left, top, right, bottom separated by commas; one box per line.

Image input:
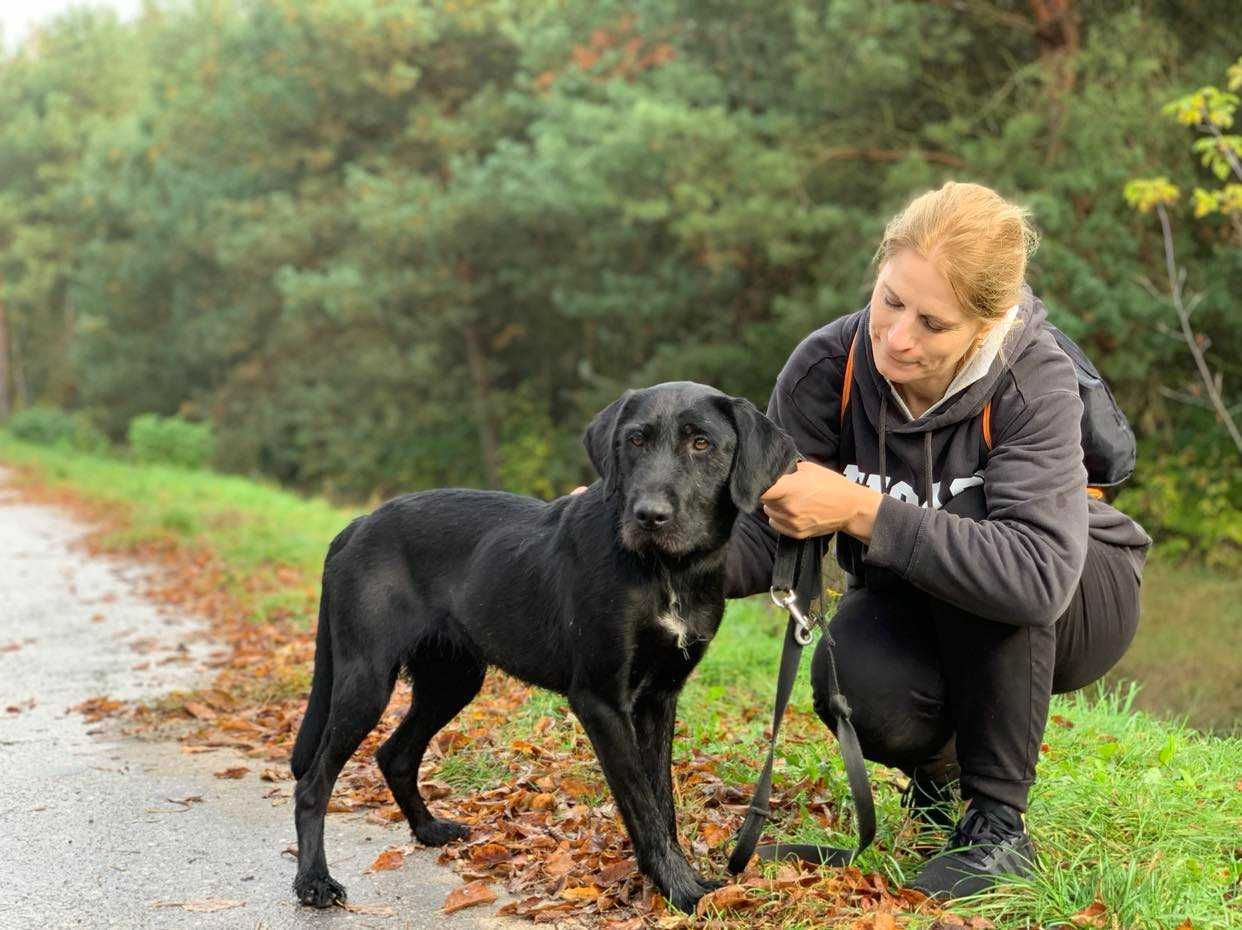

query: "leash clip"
left=770, top=587, right=817, bottom=646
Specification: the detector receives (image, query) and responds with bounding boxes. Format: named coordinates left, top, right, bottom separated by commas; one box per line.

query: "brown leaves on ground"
left=365, top=848, right=407, bottom=873
left=72, top=695, right=126, bottom=721
left=17, top=469, right=975, bottom=929
left=444, top=880, right=497, bottom=914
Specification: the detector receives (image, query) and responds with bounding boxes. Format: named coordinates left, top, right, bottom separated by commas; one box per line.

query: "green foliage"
left=127, top=413, right=215, bottom=470
left=6, top=406, right=109, bottom=454
left=1123, top=177, right=1180, bottom=213
left=1115, top=442, right=1242, bottom=570
left=0, top=0, right=1237, bottom=552
left=1146, top=57, right=1242, bottom=222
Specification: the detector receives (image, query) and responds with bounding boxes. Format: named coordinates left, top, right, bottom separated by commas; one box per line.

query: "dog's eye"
left=692, top=436, right=711, bottom=451
left=628, top=433, right=645, bottom=447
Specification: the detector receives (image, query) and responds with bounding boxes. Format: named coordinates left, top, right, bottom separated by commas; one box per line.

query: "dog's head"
left=583, top=382, right=798, bottom=556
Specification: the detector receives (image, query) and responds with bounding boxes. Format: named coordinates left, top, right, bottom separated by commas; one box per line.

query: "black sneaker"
left=901, top=769, right=959, bottom=833
left=906, top=797, right=1036, bottom=900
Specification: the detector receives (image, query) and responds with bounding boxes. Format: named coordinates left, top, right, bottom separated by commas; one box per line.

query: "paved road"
left=0, top=471, right=513, bottom=930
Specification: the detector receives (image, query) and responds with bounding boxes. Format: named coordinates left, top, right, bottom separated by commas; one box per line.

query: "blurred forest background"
left=0, top=2, right=1238, bottom=722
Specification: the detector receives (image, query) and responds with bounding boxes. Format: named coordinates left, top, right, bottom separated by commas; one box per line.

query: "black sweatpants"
left=810, top=535, right=1144, bottom=812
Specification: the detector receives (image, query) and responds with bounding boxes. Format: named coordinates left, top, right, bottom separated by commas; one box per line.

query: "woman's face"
left=868, top=248, right=990, bottom=396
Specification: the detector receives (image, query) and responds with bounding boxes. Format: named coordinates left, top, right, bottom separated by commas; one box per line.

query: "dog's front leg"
left=633, top=689, right=727, bottom=895
left=569, top=689, right=715, bottom=913
left=632, top=689, right=679, bottom=839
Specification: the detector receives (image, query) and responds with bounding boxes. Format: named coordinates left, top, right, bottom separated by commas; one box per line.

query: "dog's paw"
left=665, top=885, right=706, bottom=915
left=694, top=875, right=726, bottom=895
left=293, top=873, right=347, bottom=909
left=662, top=870, right=714, bottom=914
left=414, top=817, right=469, bottom=846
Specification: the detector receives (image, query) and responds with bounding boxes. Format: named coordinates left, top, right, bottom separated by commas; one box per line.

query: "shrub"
left=127, top=413, right=215, bottom=470
left=6, top=406, right=110, bottom=454
left=1115, top=443, right=1241, bottom=570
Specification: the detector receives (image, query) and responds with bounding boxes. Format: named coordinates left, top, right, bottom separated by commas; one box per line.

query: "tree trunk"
left=1029, top=0, right=1080, bottom=163
left=462, top=321, right=501, bottom=488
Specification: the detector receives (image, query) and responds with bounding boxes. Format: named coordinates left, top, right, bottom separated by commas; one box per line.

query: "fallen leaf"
left=365, top=849, right=405, bottom=873
left=558, top=777, right=594, bottom=797
left=595, top=858, right=635, bottom=886
left=444, top=880, right=497, bottom=914
left=1070, top=900, right=1108, bottom=928
left=561, top=885, right=600, bottom=901
left=699, top=820, right=733, bottom=847
left=695, top=884, right=755, bottom=916
left=1051, top=714, right=1074, bottom=729
left=543, top=845, right=576, bottom=878
left=873, top=911, right=896, bottom=930
left=422, top=780, right=451, bottom=800
left=528, top=792, right=556, bottom=811
left=184, top=701, right=217, bottom=721
left=469, top=843, right=510, bottom=865
left=212, top=766, right=249, bottom=779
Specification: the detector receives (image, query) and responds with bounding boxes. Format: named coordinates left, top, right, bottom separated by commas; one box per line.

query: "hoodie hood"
left=854, top=285, right=1048, bottom=436
left=725, top=285, right=1149, bottom=619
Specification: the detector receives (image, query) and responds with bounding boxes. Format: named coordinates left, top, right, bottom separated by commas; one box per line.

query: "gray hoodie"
left=725, top=290, right=1151, bottom=627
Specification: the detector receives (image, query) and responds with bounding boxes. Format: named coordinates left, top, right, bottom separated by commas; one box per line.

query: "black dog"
left=289, top=382, right=796, bottom=912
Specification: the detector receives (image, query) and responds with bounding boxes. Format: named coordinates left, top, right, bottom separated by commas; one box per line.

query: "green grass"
left=1108, top=556, right=1242, bottom=734
left=0, top=433, right=352, bottom=578
left=3, top=433, right=1239, bottom=927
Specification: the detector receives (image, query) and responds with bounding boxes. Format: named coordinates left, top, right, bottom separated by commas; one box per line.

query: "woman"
left=724, top=181, right=1150, bottom=899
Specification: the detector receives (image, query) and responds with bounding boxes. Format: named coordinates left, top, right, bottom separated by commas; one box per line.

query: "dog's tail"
left=290, top=517, right=364, bottom=781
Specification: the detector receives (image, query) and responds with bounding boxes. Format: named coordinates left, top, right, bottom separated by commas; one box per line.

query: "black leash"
left=726, top=533, right=875, bottom=874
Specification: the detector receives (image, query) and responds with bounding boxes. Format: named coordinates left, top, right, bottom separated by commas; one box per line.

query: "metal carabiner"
left=770, top=587, right=816, bottom=646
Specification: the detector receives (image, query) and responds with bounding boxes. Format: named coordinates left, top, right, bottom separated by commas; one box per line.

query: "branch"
left=1158, top=385, right=1242, bottom=416
left=1155, top=203, right=1242, bottom=454
left=1202, top=121, right=1242, bottom=183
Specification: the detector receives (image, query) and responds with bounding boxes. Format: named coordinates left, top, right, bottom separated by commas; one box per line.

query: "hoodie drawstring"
left=924, top=431, right=935, bottom=510
left=878, top=393, right=888, bottom=496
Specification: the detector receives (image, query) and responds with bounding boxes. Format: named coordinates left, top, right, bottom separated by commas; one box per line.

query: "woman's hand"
left=760, top=460, right=883, bottom=543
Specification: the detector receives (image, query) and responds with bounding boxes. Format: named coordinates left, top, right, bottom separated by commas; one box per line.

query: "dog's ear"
left=583, top=390, right=636, bottom=498
left=727, top=397, right=799, bottom=512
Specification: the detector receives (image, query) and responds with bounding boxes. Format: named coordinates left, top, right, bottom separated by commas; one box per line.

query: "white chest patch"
left=656, top=584, right=688, bottom=650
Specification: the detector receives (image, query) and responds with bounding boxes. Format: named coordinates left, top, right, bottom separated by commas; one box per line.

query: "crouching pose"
left=726, top=182, right=1150, bottom=899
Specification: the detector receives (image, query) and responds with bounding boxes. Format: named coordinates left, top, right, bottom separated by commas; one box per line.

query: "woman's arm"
left=863, top=388, right=1089, bottom=627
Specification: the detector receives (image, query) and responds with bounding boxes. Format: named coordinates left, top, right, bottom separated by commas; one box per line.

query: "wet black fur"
left=289, top=381, right=797, bottom=913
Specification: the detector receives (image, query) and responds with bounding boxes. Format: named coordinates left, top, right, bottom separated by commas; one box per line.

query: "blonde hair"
left=875, top=181, right=1040, bottom=323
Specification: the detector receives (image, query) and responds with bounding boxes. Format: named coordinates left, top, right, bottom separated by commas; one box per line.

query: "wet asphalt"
left=0, top=471, right=515, bottom=930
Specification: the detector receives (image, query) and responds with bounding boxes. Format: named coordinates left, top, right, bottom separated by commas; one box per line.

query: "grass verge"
left=2, top=434, right=1238, bottom=928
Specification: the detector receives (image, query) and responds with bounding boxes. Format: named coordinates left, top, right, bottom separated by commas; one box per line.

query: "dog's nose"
left=634, top=501, right=673, bottom=530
